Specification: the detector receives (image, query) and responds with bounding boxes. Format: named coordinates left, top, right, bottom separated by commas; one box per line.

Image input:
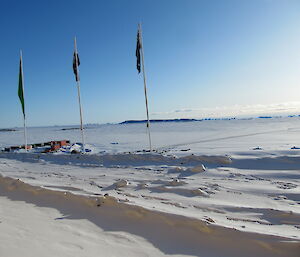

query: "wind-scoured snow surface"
left=0, top=117, right=300, bottom=256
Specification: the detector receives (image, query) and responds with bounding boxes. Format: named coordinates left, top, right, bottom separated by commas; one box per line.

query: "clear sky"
left=0, top=0, right=300, bottom=128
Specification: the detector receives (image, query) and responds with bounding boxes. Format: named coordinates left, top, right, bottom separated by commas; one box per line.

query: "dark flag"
left=136, top=28, right=141, bottom=73
left=18, top=56, right=25, bottom=118
left=73, top=51, right=80, bottom=81
left=135, top=24, right=152, bottom=150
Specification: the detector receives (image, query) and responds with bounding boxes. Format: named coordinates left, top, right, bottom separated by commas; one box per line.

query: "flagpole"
left=23, top=116, right=28, bottom=151
left=74, top=37, right=85, bottom=153
left=20, top=50, right=28, bottom=152
left=139, top=23, right=152, bottom=151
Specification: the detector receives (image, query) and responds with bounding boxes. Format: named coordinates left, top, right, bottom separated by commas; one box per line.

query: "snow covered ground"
left=0, top=191, right=169, bottom=257
left=0, top=116, right=300, bottom=256
left=1, top=116, right=300, bottom=155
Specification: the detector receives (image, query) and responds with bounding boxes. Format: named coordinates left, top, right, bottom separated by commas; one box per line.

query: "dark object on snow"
left=0, top=129, right=17, bottom=132
left=253, top=146, right=263, bottom=150
left=291, top=146, right=300, bottom=150
left=44, top=140, right=70, bottom=153
left=258, top=116, right=272, bottom=119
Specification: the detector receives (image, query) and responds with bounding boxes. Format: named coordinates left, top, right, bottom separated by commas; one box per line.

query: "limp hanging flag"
left=18, top=55, right=25, bottom=118
left=136, top=28, right=141, bottom=73
left=73, top=51, right=80, bottom=81
left=18, top=50, right=28, bottom=151
left=135, top=23, right=152, bottom=151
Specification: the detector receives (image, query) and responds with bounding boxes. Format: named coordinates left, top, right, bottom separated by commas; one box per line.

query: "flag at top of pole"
left=136, top=23, right=152, bottom=151
left=72, top=37, right=85, bottom=153
left=18, top=52, right=25, bottom=118
left=136, top=27, right=142, bottom=74
left=73, top=45, right=80, bottom=82
left=18, top=50, right=28, bottom=151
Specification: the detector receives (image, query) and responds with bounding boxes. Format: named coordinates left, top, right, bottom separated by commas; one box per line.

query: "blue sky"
left=0, top=0, right=299, bottom=128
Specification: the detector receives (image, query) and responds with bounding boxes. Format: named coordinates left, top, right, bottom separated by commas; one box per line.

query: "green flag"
left=18, top=56, right=25, bottom=118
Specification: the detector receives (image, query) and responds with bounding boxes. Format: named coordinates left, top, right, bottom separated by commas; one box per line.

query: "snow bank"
left=2, top=151, right=300, bottom=172
left=0, top=175, right=299, bottom=257
left=186, top=164, right=206, bottom=173
left=0, top=152, right=228, bottom=168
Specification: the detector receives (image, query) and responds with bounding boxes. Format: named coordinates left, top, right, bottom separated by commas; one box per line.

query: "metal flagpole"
left=74, top=37, right=85, bottom=153
left=20, top=50, right=28, bottom=152
left=139, top=23, right=152, bottom=151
